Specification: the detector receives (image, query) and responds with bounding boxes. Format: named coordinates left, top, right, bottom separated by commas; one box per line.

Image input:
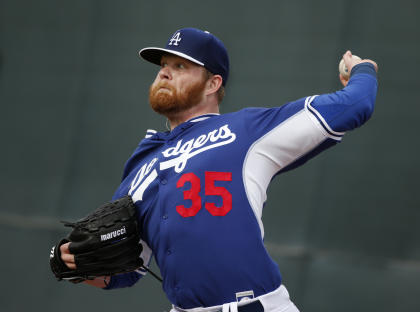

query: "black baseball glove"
left=49, top=195, right=143, bottom=282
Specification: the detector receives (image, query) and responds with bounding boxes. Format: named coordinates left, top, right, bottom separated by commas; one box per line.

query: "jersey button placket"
left=160, top=176, right=168, bottom=220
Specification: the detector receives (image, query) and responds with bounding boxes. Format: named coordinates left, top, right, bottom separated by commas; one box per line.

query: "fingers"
left=60, top=242, right=72, bottom=256
left=342, top=50, right=358, bottom=74
left=60, top=242, right=77, bottom=269
left=343, top=50, right=352, bottom=62
left=343, top=50, right=379, bottom=74
left=62, top=254, right=76, bottom=269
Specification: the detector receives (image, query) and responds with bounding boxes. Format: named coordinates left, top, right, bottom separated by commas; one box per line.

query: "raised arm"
left=311, top=51, right=378, bottom=132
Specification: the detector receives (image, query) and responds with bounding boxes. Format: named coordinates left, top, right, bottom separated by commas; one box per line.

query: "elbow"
left=361, top=94, right=376, bottom=123
left=353, top=76, right=378, bottom=126
left=328, top=90, right=377, bottom=131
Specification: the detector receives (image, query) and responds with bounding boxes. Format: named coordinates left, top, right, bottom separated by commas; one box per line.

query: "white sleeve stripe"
left=135, top=268, right=148, bottom=276
left=306, top=109, right=343, bottom=141
left=305, top=96, right=345, bottom=139
left=145, top=129, right=157, bottom=138
left=127, top=240, right=153, bottom=277
left=137, top=239, right=153, bottom=276
left=243, top=109, right=334, bottom=238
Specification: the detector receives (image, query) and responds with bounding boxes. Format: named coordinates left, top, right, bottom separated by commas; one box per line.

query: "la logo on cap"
left=139, top=27, right=230, bottom=85
left=169, top=31, right=182, bottom=46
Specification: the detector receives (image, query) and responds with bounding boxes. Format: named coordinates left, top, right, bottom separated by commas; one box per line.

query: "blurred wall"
left=1, top=0, right=419, bottom=311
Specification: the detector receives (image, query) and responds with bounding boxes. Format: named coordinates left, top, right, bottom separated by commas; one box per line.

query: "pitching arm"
left=310, top=61, right=378, bottom=133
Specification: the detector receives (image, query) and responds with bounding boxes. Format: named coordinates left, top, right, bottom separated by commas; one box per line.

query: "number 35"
left=176, top=171, right=232, bottom=217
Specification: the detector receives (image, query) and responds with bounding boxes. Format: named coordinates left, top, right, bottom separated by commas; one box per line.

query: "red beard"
left=149, top=78, right=206, bottom=116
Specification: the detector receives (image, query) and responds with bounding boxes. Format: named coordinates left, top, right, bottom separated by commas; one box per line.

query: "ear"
left=205, top=74, right=223, bottom=96
left=339, top=73, right=349, bottom=87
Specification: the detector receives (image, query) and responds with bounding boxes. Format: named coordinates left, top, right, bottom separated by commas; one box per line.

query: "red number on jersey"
left=176, top=172, right=232, bottom=217
left=205, top=171, right=232, bottom=216
left=176, top=173, right=201, bottom=217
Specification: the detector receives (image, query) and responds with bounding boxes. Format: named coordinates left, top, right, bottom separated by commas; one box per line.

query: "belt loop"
left=222, top=302, right=238, bottom=312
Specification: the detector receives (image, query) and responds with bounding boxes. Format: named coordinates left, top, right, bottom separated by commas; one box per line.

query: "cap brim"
left=139, top=47, right=204, bottom=67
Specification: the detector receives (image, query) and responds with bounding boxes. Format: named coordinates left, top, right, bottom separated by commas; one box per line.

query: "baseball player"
left=60, top=28, right=378, bottom=311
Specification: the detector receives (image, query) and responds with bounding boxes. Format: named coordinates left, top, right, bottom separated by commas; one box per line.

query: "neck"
left=166, top=102, right=219, bottom=130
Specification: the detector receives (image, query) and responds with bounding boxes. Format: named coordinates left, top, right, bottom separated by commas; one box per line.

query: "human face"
left=149, top=54, right=208, bottom=117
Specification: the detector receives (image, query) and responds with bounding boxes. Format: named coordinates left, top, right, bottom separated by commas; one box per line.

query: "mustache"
left=152, top=82, right=174, bottom=92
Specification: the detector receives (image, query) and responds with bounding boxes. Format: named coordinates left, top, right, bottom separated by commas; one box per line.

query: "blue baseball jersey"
left=105, top=64, right=377, bottom=309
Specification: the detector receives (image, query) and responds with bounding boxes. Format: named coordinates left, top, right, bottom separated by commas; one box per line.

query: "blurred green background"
left=1, top=0, right=419, bottom=311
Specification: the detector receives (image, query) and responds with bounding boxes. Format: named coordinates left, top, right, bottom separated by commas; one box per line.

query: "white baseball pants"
left=171, top=284, right=300, bottom=312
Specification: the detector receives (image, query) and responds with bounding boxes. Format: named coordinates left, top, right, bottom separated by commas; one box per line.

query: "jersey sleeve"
left=240, top=62, right=378, bottom=174
left=309, top=62, right=378, bottom=132
left=241, top=64, right=377, bottom=238
left=240, top=95, right=343, bottom=177
left=104, top=240, right=153, bottom=289
left=241, top=99, right=341, bottom=239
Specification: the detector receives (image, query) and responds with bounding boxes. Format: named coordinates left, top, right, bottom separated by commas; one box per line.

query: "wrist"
left=84, top=276, right=111, bottom=288
left=350, top=62, right=377, bottom=78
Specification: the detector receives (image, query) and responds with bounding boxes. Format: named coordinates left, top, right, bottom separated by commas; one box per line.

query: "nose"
left=158, top=66, right=172, bottom=80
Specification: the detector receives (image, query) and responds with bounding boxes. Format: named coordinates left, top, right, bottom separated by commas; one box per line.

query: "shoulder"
left=223, top=99, right=308, bottom=122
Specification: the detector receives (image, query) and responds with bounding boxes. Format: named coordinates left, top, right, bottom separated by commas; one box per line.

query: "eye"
left=177, top=63, right=185, bottom=69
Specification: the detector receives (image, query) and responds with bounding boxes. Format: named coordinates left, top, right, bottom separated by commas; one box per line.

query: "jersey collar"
left=186, top=113, right=220, bottom=123
left=168, top=113, right=220, bottom=138
left=143, top=113, right=220, bottom=143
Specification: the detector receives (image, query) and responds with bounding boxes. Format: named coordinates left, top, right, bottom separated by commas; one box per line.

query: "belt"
left=237, top=300, right=264, bottom=312
left=174, top=284, right=293, bottom=312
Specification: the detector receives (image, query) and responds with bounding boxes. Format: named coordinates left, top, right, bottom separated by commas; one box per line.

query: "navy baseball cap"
left=139, top=28, right=229, bottom=86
